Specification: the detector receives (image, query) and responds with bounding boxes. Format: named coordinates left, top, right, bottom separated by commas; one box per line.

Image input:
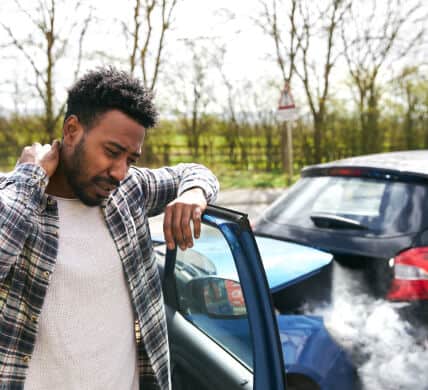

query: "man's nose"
left=109, top=159, right=128, bottom=182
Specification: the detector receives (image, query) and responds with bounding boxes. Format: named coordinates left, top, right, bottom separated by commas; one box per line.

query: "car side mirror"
left=186, top=277, right=247, bottom=318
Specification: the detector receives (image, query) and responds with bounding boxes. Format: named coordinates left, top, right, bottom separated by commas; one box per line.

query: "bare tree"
left=258, top=0, right=299, bottom=87
left=185, top=53, right=211, bottom=159
left=123, top=0, right=179, bottom=92
left=342, top=0, right=425, bottom=154
left=392, top=66, right=428, bottom=149
left=169, top=40, right=214, bottom=159
left=295, top=0, right=350, bottom=163
left=260, top=0, right=349, bottom=164
left=251, top=91, right=281, bottom=172
left=212, top=45, right=253, bottom=169
left=0, top=0, right=92, bottom=141
left=258, top=0, right=299, bottom=173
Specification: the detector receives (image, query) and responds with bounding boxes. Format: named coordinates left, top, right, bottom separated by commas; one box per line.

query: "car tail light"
left=387, top=247, right=428, bottom=301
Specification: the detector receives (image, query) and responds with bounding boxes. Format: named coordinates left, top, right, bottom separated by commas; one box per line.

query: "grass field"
left=1, top=164, right=297, bottom=189
left=216, top=168, right=296, bottom=189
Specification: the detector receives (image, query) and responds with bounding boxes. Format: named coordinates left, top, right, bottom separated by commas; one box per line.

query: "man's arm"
left=131, top=163, right=219, bottom=251
left=0, top=142, right=60, bottom=280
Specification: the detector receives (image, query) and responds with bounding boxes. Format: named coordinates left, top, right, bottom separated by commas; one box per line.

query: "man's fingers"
left=192, top=207, right=202, bottom=240
left=172, top=205, right=185, bottom=250
left=163, top=207, right=175, bottom=250
left=48, top=140, right=61, bottom=159
left=18, top=141, right=60, bottom=177
left=42, top=144, right=51, bottom=157
left=181, top=206, right=193, bottom=249
left=163, top=187, right=207, bottom=252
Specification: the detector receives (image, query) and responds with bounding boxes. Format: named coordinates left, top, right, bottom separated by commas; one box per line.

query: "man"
left=0, top=67, right=219, bottom=390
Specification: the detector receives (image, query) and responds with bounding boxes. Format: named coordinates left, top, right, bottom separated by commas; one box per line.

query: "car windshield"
left=264, top=176, right=428, bottom=234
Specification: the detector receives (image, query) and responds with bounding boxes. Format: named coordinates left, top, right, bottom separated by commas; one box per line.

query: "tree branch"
left=150, top=0, right=178, bottom=91
left=130, top=0, right=141, bottom=75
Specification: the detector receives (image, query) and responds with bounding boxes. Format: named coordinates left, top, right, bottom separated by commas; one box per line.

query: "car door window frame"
left=162, top=205, right=287, bottom=390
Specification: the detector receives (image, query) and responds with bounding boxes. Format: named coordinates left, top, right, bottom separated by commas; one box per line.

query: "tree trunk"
left=314, top=118, right=323, bottom=163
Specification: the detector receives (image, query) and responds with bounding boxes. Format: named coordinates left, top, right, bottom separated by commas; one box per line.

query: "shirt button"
left=31, top=174, right=38, bottom=180
left=43, top=270, right=50, bottom=279
left=31, top=314, right=38, bottom=323
left=47, top=198, right=55, bottom=205
left=23, top=355, right=30, bottom=363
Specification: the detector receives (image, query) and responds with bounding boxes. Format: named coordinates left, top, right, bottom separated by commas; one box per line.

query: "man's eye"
left=106, top=148, right=120, bottom=157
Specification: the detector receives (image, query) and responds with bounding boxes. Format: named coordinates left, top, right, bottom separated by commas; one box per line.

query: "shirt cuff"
left=10, top=163, right=49, bottom=207
left=178, top=182, right=217, bottom=203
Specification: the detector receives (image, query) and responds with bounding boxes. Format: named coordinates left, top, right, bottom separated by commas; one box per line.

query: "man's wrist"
left=181, top=186, right=207, bottom=200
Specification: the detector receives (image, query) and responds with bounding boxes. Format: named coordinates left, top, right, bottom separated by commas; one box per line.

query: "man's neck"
left=46, top=157, right=75, bottom=199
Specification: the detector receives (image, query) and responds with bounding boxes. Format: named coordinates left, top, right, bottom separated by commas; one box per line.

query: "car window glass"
left=312, top=178, right=385, bottom=216
left=265, top=176, right=426, bottom=233
left=174, top=223, right=253, bottom=369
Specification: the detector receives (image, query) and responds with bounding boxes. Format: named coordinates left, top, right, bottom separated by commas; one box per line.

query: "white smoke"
left=310, top=263, right=428, bottom=390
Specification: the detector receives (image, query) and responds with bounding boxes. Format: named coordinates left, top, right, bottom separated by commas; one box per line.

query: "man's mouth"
left=93, top=181, right=117, bottom=197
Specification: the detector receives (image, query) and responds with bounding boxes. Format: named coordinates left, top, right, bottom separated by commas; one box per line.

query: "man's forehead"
left=89, top=110, right=145, bottom=152
left=105, top=140, right=142, bottom=157
left=94, top=110, right=146, bottom=134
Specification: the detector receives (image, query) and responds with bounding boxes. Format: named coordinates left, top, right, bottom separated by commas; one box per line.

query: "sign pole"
left=286, top=122, right=293, bottom=185
left=280, top=122, right=293, bottom=185
left=280, top=122, right=287, bottom=178
left=277, top=83, right=297, bottom=186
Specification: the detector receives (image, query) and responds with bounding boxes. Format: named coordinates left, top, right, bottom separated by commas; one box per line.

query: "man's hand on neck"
left=17, top=140, right=74, bottom=198
left=17, top=141, right=61, bottom=178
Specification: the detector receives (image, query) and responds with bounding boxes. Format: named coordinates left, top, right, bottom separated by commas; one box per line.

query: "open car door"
left=159, top=205, right=287, bottom=390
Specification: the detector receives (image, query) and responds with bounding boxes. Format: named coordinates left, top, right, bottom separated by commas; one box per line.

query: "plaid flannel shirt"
left=0, top=162, right=219, bottom=390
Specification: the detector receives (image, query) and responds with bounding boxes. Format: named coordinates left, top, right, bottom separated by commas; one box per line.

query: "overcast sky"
left=0, top=0, right=288, bottom=115
left=0, top=0, right=426, bottom=116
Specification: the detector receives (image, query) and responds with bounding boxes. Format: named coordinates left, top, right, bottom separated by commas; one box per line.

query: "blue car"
left=155, top=205, right=358, bottom=389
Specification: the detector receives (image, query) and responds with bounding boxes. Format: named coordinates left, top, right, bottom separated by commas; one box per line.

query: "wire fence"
left=0, top=142, right=287, bottom=173
left=141, top=142, right=285, bottom=172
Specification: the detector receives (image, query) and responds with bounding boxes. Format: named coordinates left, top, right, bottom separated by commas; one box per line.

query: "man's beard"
left=62, top=137, right=118, bottom=207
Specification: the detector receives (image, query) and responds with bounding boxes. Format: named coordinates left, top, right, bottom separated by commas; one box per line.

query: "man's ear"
left=62, top=115, right=84, bottom=146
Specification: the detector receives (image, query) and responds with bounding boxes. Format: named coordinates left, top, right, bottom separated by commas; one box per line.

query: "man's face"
left=62, top=110, right=145, bottom=206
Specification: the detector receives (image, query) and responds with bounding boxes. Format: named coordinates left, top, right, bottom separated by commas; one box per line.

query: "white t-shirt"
left=26, top=197, right=139, bottom=390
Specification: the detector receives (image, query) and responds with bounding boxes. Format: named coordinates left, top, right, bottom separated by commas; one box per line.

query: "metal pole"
left=286, top=123, right=293, bottom=185
left=280, top=122, right=287, bottom=181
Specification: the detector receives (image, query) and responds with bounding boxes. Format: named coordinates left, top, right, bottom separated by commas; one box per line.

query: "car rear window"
left=264, top=176, right=428, bottom=234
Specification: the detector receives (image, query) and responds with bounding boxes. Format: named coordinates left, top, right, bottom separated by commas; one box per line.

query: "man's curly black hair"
left=65, top=67, right=158, bottom=130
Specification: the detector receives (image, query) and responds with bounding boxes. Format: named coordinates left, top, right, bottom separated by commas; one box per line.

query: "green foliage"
left=1, top=82, right=428, bottom=187
left=0, top=114, right=63, bottom=170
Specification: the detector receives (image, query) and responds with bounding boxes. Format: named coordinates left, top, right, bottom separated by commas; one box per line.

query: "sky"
left=0, top=0, right=426, bottom=117
left=0, top=0, right=282, bottom=115
left=90, top=0, right=281, bottom=115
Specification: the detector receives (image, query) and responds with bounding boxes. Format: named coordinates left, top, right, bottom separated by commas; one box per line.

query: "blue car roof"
left=153, top=233, right=332, bottom=292
left=255, top=236, right=332, bottom=293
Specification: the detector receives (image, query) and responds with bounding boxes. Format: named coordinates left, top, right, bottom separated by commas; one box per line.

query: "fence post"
left=163, top=143, right=170, bottom=166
